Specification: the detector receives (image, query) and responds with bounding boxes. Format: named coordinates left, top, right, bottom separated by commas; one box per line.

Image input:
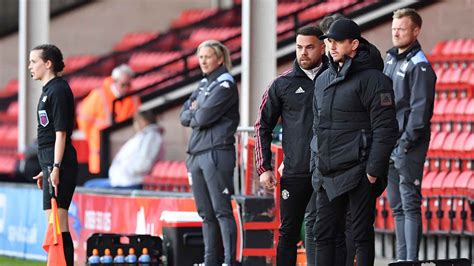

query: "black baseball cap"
left=319, top=18, right=361, bottom=41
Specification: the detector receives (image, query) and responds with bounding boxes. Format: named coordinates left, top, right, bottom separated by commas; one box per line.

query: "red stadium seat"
left=63, top=55, right=99, bottom=75
left=298, top=0, right=356, bottom=22
left=454, top=98, right=470, bottom=121
left=422, top=171, right=439, bottom=196
left=277, top=2, right=309, bottom=18
left=464, top=98, right=474, bottom=121
left=440, top=170, right=461, bottom=232
left=428, top=131, right=448, bottom=157
left=460, top=67, right=473, bottom=84
left=180, top=27, right=241, bottom=51
left=128, top=51, right=183, bottom=73
left=170, top=8, right=218, bottom=29
left=454, top=170, right=472, bottom=197
left=462, top=133, right=474, bottom=158
left=277, top=20, right=296, bottom=42
left=113, top=32, right=159, bottom=52
left=443, top=171, right=460, bottom=196
left=441, top=131, right=460, bottom=157
left=452, top=131, right=471, bottom=156
left=431, top=41, right=445, bottom=55
left=6, top=101, right=18, bottom=116
left=131, top=71, right=168, bottom=90
left=443, top=98, right=459, bottom=121
left=460, top=38, right=473, bottom=55
left=421, top=171, right=440, bottom=232
left=68, top=76, right=105, bottom=98
left=432, top=97, right=449, bottom=122
left=0, top=79, right=18, bottom=98
left=431, top=171, right=449, bottom=196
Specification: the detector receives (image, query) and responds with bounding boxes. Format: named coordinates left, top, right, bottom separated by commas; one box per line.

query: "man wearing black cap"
left=311, top=18, right=398, bottom=265
left=255, top=25, right=327, bottom=266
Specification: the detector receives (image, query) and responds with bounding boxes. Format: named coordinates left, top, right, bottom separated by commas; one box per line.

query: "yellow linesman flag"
left=42, top=197, right=67, bottom=266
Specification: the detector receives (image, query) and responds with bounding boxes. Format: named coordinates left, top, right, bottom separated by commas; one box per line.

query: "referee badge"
left=38, top=110, right=49, bottom=127
left=281, top=189, right=290, bottom=200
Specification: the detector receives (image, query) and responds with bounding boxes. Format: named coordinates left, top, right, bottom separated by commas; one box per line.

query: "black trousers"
left=277, top=176, right=314, bottom=266
left=38, top=145, right=78, bottom=210
left=315, top=176, right=376, bottom=266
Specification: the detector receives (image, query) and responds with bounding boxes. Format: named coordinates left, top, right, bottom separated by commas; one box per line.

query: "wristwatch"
left=53, top=163, right=61, bottom=169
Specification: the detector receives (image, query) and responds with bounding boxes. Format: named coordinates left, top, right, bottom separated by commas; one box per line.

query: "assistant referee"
left=29, top=44, right=77, bottom=266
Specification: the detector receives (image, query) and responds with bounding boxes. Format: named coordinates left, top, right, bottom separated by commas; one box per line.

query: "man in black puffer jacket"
left=311, top=19, right=398, bottom=266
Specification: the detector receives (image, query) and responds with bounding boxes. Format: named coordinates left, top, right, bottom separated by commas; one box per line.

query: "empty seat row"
left=277, top=2, right=311, bottom=18
left=428, top=130, right=474, bottom=158
left=424, top=157, right=472, bottom=173
left=431, top=38, right=474, bottom=57
left=113, top=32, right=160, bottom=52
left=434, top=64, right=474, bottom=85
left=62, top=55, right=99, bottom=75
left=422, top=170, right=473, bottom=197
left=298, top=0, right=357, bottom=22
left=143, top=160, right=190, bottom=192
left=128, top=51, right=184, bottom=73
left=421, top=170, right=473, bottom=233
left=67, top=76, right=105, bottom=98
left=432, top=97, right=474, bottom=122
left=131, top=70, right=183, bottom=91
left=170, top=8, right=219, bottom=29
left=180, top=27, right=242, bottom=51
left=375, top=170, right=473, bottom=234
left=340, top=0, right=378, bottom=15
left=431, top=121, right=472, bottom=133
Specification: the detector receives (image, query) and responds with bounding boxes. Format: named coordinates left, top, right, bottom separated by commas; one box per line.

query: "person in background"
left=384, top=8, right=436, bottom=262
left=84, top=110, right=163, bottom=189
left=255, top=25, right=327, bottom=266
left=30, top=44, right=78, bottom=266
left=77, top=64, right=140, bottom=174
left=180, top=40, right=239, bottom=266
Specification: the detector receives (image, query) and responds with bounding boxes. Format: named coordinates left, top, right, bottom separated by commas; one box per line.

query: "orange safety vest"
left=77, top=77, right=139, bottom=174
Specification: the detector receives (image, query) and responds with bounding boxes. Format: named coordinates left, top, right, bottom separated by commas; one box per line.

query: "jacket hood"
left=351, top=39, right=384, bottom=73
left=328, top=38, right=384, bottom=77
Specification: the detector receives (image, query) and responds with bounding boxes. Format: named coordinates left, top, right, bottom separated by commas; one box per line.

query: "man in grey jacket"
left=383, top=8, right=436, bottom=262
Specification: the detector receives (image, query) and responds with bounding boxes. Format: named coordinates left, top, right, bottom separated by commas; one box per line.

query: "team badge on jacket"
left=38, top=110, right=49, bottom=127
left=281, top=189, right=290, bottom=200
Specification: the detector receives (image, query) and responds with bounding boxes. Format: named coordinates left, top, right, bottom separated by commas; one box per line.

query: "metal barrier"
left=235, top=127, right=283, bottom=261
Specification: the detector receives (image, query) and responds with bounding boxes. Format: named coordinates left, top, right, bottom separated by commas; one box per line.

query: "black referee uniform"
left=37, top=76, right=78, bottom=210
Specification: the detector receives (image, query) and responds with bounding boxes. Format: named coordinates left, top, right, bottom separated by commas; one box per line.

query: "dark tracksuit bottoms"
left=187, top=149, right=237, bottom=265
left=386, top=138, right=429, bottom=261
left=315, top=176, right=377, bottom=266
left=278, top=176, right=314, bottom=266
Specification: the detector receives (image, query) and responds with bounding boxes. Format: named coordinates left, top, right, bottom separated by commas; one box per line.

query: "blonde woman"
left=180, top=40, right=239, bottom=265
